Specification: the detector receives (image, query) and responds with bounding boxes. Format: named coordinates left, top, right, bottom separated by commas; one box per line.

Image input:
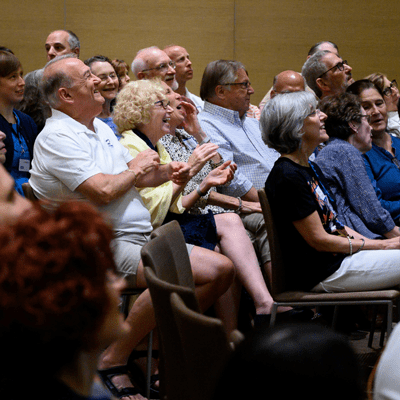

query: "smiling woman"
left=85, top=55, right=120, bottom=137
left=347, top=80, right=400, bottom=224
left=0, top=50, right=38, bottom=196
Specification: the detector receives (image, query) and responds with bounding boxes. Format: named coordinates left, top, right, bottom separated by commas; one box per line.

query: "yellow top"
left=120, top=130, right=185, bottom=228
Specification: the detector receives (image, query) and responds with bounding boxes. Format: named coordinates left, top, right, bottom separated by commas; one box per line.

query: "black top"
left=265, top=157, right=346, bottom=291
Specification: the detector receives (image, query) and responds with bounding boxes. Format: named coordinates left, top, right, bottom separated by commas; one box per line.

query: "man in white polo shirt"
left=29, top=55, right=234, bottom=398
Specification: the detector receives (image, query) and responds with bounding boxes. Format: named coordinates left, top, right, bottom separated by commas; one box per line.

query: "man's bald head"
left=271, top=70, right=305, bottom=98
left=132, top=47, right=178, bottom=90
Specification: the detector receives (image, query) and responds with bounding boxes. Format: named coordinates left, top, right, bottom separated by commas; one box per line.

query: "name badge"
left=19, top=159, right=30, bottom=172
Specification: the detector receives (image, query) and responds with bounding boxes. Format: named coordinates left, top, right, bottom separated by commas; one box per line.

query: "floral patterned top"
left=159, top=129, right=232, bottom=216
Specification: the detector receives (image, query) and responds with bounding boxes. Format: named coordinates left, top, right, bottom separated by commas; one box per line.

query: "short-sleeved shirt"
left=265, top=157, right=345, bottom=291
left=29, top=109, right=153, bottom=236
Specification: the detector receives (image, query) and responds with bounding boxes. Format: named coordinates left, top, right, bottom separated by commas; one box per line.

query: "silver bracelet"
left=196, top=186, right=207, bottom=197
left=347, top=236, right=352, bottom=255
left=235, top=197, right=243, bottom=214
left=355, top=238, right=365, bottom=253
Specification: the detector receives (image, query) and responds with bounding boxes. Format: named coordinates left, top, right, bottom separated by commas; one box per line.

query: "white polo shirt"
left=30, top=109, right=153, bottom=235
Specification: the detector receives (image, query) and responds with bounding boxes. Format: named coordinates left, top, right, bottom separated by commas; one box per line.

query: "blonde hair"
left=113, top=79, right=165, bottom=133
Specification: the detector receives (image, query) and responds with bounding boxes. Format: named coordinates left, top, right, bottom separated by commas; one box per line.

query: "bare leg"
left=98, top=247, right=234, bottom=398
left=214, top=213, right=289, bottom=315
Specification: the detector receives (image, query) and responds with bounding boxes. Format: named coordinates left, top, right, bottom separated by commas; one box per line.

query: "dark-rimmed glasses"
left=154, top=99, right=170, bottom=109
left=220, top=81, right=252, bottom=90
left=383, top=80, right=398, bottom=97
left=318, top=60, right=348, bottom=79
left=142, top=61, right=176, bottom=73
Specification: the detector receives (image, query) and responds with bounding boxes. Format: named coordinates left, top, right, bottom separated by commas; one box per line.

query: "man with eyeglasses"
left=302, top=50, right=353, bottom=99
left=163, top=44, right=204, bottom=112
left=131, top=46, right=179, bottom=90
left=198, top=59, right=281, bottom=280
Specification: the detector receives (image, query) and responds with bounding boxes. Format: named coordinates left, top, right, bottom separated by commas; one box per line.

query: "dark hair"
left=84, top=54, right=113, bottom=68
left=346, top=79, right=384, bottom=99
left=199, top=60, right=246, bottom=101
left=320, top=93, right=363, bottom=140
left=0, top=201, right=116, bottom=379
left=214, top=323, right=363, bottom=400
left=16, top=69, right=51, bottom=133
left=0, top=46, right=14, bottom=55
left=66, top=29, right=80, bottom=50
left=307, top=41, right=339, bottom=57
left=0, top=50, right=21, bottom=78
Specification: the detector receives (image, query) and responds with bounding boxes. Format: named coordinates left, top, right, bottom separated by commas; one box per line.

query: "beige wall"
left=2, top=0, right=400, bottom=105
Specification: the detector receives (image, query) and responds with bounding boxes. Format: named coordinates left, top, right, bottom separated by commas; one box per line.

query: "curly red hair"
left=0, top=200, right=117, bottom=377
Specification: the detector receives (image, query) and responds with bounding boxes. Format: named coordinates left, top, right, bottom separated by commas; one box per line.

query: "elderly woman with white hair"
left=262, top=91, right=400, bottom=294
left=114, top=79, right=291, bottom=327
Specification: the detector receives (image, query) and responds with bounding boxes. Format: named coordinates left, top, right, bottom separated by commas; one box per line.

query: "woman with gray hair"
left=263, top=91, right=400, bottom=294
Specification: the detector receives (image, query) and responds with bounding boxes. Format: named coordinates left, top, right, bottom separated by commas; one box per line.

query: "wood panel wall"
left=2, top=0, right=399, bottom=105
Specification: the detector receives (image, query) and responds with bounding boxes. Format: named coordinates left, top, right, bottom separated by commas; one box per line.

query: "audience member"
left=366, top=72, right=400, bottom=136
left=45, top=29, right=80, bottom=61
left=263, top=91, right=400, bottom=294
left=163, top=44, right=204, bottom=111
left=29, top=54, right=234, bottom=398
left=214, top=323, right=363, bottom=400
left=316, top=93, right=400, bottom=239
left=0, top=200, right=128, bottom=400
left=132, top=46, right=178, bottom=90
left=84, top=55, right=120, bottom=137
left=348, top=79, right=400, bottom=224
left=302, top=50, right=353, bottom=99
left=198, top=59, right=279, bottom=281
left=16, top=68, right=51, bottom=133
left=111, top=59, right=131, bottom=89
left=0, top=50, right=37, bottom=195
left=114, top=78, right=290, bottom=328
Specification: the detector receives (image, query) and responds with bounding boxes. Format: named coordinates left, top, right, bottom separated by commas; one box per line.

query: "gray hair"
left=66, top=30, right=80, bottom=51
left=200, top=60, right=246, bottom=101
left=260, top=91, right=317, bottom=154
left=41, top=54, right=75, bottom=108
left=301, top=50, right=331, bottom=98
left=131, top=46, right=159, bottom=77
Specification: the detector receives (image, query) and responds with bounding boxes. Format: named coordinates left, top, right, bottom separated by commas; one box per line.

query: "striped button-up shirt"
left=198, top=101, right=279, bottom=197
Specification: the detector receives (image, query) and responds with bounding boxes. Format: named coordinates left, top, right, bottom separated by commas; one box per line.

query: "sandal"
left=128, top=350, right=160, bottom=399
left=98, top=365, right=142, bottom=399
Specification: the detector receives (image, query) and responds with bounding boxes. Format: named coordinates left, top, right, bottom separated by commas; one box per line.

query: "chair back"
left=144, top=267, right=199, bottom=400
left=170, top=292, right=242, bottom=400
left=258, top=189, right=286, bottom=297
left=143, top=220, right=195, bottom=289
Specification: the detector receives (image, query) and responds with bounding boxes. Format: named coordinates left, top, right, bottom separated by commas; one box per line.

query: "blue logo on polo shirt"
left=105, top=139, right=114, bottom=148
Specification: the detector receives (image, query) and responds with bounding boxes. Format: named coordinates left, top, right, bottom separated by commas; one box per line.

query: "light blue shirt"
left=198, top=101, right=279, bottom=197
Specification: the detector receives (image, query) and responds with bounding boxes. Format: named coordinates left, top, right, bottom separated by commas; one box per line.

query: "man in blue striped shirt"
left=197, top=60, right=280, bottom=281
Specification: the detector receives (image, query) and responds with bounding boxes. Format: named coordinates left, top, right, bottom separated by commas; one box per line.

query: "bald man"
left=131, top=46, right=178, bottom=90
left=45, top=30, right=80, bottom=61
left=270, top=70, right=306, bottom=99
left=163, top=45, right=204, bottom=111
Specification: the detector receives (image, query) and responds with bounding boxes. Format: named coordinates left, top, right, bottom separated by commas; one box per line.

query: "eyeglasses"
left=358, top=114, right=371, bottom=123
left=383, top=80, right=398, bottom=97
left=154, top=99, right=170, bottom=109
left=306, top=108, right=321, bottom=118
left=221, top=81, right=252, bottom=90
left=142, top=61, right=176, bottom=73
left=318, top=60, right=348, bottom=79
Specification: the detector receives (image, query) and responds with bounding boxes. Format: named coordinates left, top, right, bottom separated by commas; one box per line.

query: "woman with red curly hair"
left=0, top=201, right=129, bottom=400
